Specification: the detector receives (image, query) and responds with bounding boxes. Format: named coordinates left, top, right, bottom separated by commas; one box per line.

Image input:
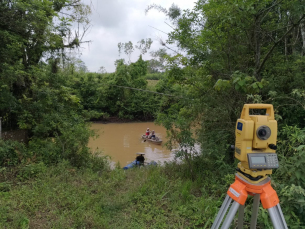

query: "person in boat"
left=149, top=130, right=156, bottom=139
left=136, top=153, right=145, bottom=166
left=145, top=128, right=150, bottom=138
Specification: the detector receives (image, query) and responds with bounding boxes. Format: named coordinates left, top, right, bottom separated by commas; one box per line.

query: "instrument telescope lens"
left=256, top=125, right=271, bottom=140
left=258, top=129, right=267, bottom=137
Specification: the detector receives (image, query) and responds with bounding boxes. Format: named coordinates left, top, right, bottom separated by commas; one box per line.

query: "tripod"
left=211, top=173, right=288, bottom=229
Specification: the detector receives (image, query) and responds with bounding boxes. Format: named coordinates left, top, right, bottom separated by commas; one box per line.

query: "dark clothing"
left=136, top=155, right=145, bottom=166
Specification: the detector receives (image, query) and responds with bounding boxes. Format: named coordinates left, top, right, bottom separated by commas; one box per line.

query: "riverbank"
left=0, top=159, right=227, bottom=228
left=1, top=152, right=301, bottom=228
left=91, top=116, right=155, bottom=124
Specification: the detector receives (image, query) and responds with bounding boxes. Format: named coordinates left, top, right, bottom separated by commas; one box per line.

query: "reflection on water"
left=88, top=122, right=174, bottom=166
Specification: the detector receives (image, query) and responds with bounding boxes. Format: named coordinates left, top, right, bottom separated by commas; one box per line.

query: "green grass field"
left=0, top=155, right=285, bottom=228
left=147, top=80, right=159, bottom=91
left=0, top=160, right=225, bottom=228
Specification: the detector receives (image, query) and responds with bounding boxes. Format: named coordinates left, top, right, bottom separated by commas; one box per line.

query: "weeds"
left=0, top=159, right=223, bottom=228
left=0, top=149, right=303, bottom=228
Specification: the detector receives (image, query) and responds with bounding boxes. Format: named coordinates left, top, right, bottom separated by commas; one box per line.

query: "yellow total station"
left=235, top=104, right=278, bottom=183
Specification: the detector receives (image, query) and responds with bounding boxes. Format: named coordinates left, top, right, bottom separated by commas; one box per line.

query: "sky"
left=78, top=0, right=196, bottom=73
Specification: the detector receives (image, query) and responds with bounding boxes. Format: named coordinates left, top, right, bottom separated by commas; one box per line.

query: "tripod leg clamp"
left=227, top=179, right=248, bottom=205
left=260, top=183, right=279, bottom=209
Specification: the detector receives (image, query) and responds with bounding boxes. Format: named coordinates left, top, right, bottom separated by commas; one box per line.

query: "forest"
left=0, top=0, right=305, bottom=228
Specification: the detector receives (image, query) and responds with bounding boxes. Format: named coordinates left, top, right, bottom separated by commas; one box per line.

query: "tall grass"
left=0, top=158, right=223, bottom=228
left=1, top=154, right=298, bottom=228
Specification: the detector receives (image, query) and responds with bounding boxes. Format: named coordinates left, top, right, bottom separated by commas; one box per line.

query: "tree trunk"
left=254, top=15, right=261, bottom=80
left=300, top=19, right=305, bottom=56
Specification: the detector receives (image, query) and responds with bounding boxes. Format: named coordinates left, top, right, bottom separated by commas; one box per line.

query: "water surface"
left=88, top=122, right=174, bottom=166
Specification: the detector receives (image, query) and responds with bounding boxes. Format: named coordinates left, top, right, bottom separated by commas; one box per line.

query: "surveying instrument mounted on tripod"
left=212, top=104, right=288, bottom=229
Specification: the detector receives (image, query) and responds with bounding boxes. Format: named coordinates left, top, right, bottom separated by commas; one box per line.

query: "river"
left=88, top=122, right=175, bottom=167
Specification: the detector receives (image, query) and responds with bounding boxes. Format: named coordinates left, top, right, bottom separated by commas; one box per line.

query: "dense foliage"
left=0, top=1, right=162, bottom=168
left=0, top=0, right=94, bottom=166
left=0, top=0, right=305, bottom=227
left=145, top=0, right=305, bottom=226
left=70, top=56, right=161, bottom=121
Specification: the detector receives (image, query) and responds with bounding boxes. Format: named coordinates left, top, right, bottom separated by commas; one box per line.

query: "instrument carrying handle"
left=240, top=104, right=275, bottom=120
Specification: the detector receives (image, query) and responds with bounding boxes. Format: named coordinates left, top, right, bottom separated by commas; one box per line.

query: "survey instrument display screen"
left=248, top=153, right=279, bottom=169
left=251, top=157, right=266, bottom=164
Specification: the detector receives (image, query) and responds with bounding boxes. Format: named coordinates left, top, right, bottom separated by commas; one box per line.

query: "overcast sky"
left=78, top=0, right=196, bottom=73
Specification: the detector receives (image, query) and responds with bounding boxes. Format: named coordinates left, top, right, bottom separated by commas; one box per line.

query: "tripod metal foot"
left=221, top=201, right=240, bottom=229
left=250, top=194, right=260, bottom=229
left=268, top=204, right=288, bottom=229
left=211, top=195, right=232, bottom=229
left=211, top=195, right=241, bottom=229
left=237, top=204, right=244, bottom=229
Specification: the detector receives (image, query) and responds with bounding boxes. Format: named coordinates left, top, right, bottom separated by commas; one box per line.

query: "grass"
left=0, top=160, right=225, bottom=229
left=147, top=80, right=159, bottom=91
left=0, top=157, right=296, bottom=228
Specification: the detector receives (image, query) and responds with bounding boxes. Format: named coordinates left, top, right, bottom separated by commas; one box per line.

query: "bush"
left=0, top=140, right=29, bottom=166
left=273, top=125, right=305, bottom=225
left=17, top=162, right=47, bottom=181
left=145, top=73, right=165, bottom=80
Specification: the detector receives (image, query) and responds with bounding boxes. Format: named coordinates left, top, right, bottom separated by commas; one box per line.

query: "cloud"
left=87, top=0, right=126, bottom=28
left=79, top=0, right=195, bottom=72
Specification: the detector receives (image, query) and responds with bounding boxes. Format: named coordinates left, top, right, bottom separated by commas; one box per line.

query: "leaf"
left=296, top=145, right=305, bottom=151
left=297, top=199, right=305, bottom=203
left=213, top=79, right=230, bottom=91
left=245, top=76, right=252, bottom=81
left=295, top=171, right=301, bottom=180
left=238, top=80, right=245, bottom=86
left=233, top=77, right=240, bottom=84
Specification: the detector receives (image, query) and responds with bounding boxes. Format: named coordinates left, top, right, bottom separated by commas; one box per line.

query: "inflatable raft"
left=123, top=160, right=157, bottom=170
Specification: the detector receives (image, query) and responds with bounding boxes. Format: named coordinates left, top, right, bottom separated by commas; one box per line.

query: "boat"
left=141, top=135, right=162, bottom=145
left=123, top=153, right=157, bottom=170
left=123, top=160, right=157, bottom=170
left=123, top=160, right=140, bottom=170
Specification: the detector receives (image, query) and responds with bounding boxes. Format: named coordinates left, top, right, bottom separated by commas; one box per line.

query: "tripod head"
left=234, top=104, right=279, bottom=183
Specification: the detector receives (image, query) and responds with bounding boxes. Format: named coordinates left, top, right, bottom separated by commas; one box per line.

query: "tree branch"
left=256, top=14, right=305, bottom=75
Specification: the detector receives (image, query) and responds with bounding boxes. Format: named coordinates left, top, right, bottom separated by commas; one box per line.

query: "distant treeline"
left=145, top=73, right=165, bottom=80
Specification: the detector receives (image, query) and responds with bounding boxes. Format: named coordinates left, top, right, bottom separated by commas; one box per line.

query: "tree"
left=145, top=1, right=305, bottom=225
left=118, top=41, right=134, bottom=63
left=118, top=38, right=153, bottom=64
left=147, top=48, right=168, bottom=73
left=147, top=0, right=305, bottom=162
left=0, top=0, right=91, bottom=129
left=129, top=55, right=148, bottom=81
left=135, top=38, right=153, bottom=55
left=98, top=66, right=107, bottom=74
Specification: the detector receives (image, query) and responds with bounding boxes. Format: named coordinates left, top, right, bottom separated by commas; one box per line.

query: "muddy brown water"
left=88, top=122, right=175, bottom=167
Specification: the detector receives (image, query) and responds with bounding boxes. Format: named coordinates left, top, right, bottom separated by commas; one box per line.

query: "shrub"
left=145, top=73, right=165, bottom=80
left=0, top=140, right=29, bottom=166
